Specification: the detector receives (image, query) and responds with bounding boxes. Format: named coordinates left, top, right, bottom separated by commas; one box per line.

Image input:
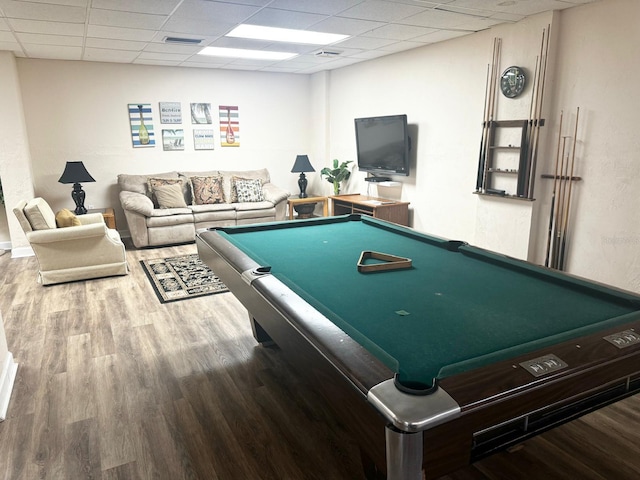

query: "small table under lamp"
left=290, top=154, right=315, bottom=198
left=58, top=161, right=96, bottom=215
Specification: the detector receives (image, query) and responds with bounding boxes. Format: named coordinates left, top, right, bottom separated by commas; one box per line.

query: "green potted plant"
left=321, top=159, right=353, bottom=195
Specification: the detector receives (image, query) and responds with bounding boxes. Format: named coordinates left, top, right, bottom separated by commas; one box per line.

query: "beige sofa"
left=118, top=168, right=290, bottom=248
left=13, top=198, right=129, bottom=285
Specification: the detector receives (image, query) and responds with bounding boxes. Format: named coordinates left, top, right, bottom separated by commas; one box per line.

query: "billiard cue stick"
left=545, top=110, right=564, bottom=267
left=551, top=136, right=568, bottom=269
left=523, top=29, right=544, bottom=197
left=476, top=63, right=491, bottom=191
left=482, top=37, right=501, bottom=192
left=527, top=24, right=551, bottom=199
left=558, top=107, right=580, bottom=271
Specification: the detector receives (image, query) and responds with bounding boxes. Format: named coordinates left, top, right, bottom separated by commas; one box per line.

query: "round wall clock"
left=500, top=66, right=526, bottom=98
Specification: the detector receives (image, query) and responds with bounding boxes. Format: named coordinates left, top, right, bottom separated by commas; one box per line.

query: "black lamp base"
left=298, top=173, right=309, bottom=198
left=71, top=182, right=87, bottom=215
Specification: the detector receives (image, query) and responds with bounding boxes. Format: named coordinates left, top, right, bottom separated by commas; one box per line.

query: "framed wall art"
left=162, top=129, right=185, bottom=151
left=159, top=102, right=182, bottom=124
left=128, top=103, right=155, bottom=147
left=191, top=103, right=212, bottom=124
left=219, top=105, right=239, bottom=147
left=194, top=129, right=215, bottom=150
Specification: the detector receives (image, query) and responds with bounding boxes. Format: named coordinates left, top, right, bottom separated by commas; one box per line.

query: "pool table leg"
left=385, top=426, right=423, bottom=480
left=249, top=315, right=275, bottom=346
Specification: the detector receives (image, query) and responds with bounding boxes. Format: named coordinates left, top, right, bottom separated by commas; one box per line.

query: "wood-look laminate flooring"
left=0, top=242, right=639, bottom=480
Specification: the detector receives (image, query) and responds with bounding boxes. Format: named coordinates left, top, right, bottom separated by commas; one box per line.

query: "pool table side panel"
left=439, top=318, right=640, bottom=410
left=196, top=232, right=395, bottom=472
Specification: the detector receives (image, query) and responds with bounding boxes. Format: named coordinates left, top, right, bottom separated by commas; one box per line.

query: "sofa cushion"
left=24, top=198, right=57, bottom=230
left=152, top=183, right=188, bottom=209
left=190, top=175, right=226, bottom=205
left=118, top=172, right=180, bottom=196
left=219, top=169, right=270, bottom=203
left=55, top=209, right=82, bottom=227
left=148, top=177, right=185, bottom=208
left=234, top=178, right=265, bottom=202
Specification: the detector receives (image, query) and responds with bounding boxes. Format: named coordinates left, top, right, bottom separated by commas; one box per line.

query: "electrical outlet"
left=87, top=204, right=95, bottom=209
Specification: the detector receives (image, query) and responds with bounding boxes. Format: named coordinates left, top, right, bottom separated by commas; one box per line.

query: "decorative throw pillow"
left=152, top=183, right=188, bottom=209
left=147, top=178, right=183, bottom=207
left=55, top=208, right=82, bottom=228
left=230, top=176, right=264, bottom=203
left=190, top=176, right=225, bottom=205
left=234, top=178, right=265, bottom=203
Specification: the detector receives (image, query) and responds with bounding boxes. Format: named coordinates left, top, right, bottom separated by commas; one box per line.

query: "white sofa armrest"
left=262, top=183, right=290, bottom=205
left=78, top=213, right=105, bottom=225
left=120, top=190, right=154, bottom=216
left=27, top=223, right=109, bottom=244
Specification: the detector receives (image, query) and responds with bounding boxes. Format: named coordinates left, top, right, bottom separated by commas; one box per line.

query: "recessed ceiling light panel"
left=198, top=46, right=298, bottom=60
left=227, top=24, right=349, bottom=45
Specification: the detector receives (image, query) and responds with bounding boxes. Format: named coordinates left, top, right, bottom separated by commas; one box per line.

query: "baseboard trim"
left=10, top=246, right=34, bottom=258
left=0, top=241, right=11, bottom=250
left=0, top=352, right=18, bottom=421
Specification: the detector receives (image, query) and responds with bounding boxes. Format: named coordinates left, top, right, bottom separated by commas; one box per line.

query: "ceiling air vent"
left=163, top=37, right=203, bottom=45
left=315, top=50, right=341, bottom=58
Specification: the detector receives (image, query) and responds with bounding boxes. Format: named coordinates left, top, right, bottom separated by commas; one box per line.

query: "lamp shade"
left=291, top=155, right=315, bottom=173
left=58, top=161, right=96, bottom=184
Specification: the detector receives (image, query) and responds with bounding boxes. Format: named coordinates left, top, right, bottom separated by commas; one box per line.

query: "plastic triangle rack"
left=357, top=250, right=412, bottom=273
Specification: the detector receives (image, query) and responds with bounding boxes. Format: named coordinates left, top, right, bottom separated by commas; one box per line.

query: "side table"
left=88, top=207, right=116, bottom=229
left=287, top=195, right=328, bottom=220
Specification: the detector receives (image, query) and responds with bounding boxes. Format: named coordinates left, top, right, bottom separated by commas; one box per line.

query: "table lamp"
left=58, top=161, right=96, bottom=215
left=291, top=155, right=315, bottom=198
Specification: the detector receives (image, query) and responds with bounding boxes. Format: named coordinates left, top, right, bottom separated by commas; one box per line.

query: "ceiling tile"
left=91, top=0, right=181, bottom=15
left=89, top=9, right=168, bottom=30
left=83, top=47, right=140, bottom=62
left=85, top=37, right=147, bottom=51
left=137, top=51, right=191, bottom=61
left=242, top=8, right=328, bottom=29
left=0, top=30, right=14, bottom=41
left=172, top=0, right=259, bottom=22
left=268, top=0, right=362, bottom=16
left=143, top=42, right=202, bottom=55
left=364, top=23, right=436, bottom=41
left=338, top=0, right=426, bottom=22
left=333, top=35, right=396, bottom=50
left=87, top=24, right=157, bottom=42
left=23, top=43, right=82, bottom=59
left=0, top=40, right=23, bottom=53
left=1, top=1, right=86, bottom=23
left=9, top=19, right=84, bottom=35
left=15, top=32, right=83, bottom=46
left=411, top=29, right=471, bottom=43
left=378, top=40, right=425, bottom=52
left=401, top=9, right=480, bottom=29
left=161, top=16, right=233, bottom=36
left=310, top=16, right=385, bottom=35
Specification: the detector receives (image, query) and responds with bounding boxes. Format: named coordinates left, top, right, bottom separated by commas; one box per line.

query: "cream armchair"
left=13, top=198, right=129, bottom=285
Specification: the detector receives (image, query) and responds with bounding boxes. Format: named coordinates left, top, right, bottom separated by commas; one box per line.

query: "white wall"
left=16, top=60, right=310, bottom=231
left=322, top=12, right=554, bottom=260
left=0, top=51, right=35, bottom=253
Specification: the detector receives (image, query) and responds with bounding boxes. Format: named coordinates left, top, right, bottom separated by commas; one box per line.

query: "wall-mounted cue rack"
left=476, top=118, right=544, bottom=200
left=475, top=26, right=550, bottom=200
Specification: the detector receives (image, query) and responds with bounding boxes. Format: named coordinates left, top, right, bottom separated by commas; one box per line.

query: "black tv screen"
left=354, top=114, right=410, bottom=177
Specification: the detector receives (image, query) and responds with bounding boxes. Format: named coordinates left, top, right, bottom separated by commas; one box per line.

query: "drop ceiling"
left=0, top=0, right=597, bottom=74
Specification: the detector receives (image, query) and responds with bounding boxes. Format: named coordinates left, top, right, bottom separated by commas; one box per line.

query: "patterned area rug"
left=140, top=253, right=228, bottom=303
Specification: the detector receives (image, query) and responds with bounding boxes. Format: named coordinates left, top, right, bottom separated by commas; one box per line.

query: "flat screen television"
left=354, top=114, right=410, bottom=178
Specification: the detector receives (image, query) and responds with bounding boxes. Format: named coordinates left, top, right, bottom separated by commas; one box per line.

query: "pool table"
left=196, top=214, right=640, bottom=480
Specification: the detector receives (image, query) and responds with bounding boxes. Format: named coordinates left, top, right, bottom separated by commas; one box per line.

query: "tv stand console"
left=329, top=194, right=410, bottom=226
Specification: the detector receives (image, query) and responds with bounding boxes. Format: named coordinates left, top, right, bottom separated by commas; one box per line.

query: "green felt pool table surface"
left=215, top=214, right=640, bottom=388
